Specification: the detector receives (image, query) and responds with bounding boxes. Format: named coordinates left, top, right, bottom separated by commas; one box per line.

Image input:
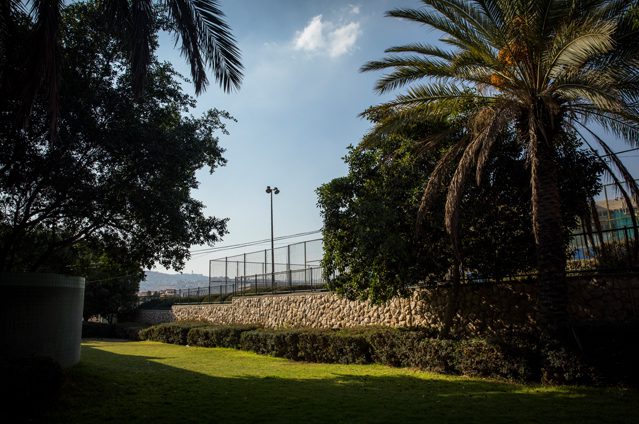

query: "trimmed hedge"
left=187, top=325, right=258, bottom=348
left=139, top=321, right=209, bottom=345
left=137, top=322, right=634, bottom=385
left=238, top=329, right=372, bottom=364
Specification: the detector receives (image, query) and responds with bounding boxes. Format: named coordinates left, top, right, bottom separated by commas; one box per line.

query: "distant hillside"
left=140, top=271, right=226, bottom=291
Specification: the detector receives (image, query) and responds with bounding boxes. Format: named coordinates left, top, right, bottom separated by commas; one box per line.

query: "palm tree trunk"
left=440, top=258, right=461, bottom=339
left=531, top=128, right=567, bottom=340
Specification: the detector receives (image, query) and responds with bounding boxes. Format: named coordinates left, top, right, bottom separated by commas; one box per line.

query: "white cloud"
left=293, top=15, right=361, bottom=58
left=328, top=22, right=360, bottom=57
left=293, top=15, right=325, bottom=52
left=349, top=4, right=361, bottom=15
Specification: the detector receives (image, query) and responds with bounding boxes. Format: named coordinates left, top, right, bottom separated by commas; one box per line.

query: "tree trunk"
left=440, top=259, right=461, bottom=339
left=530, top=126, right=567, bottom=341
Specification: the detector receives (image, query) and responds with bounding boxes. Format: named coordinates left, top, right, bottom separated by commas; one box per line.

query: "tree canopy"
left=360, top=0, right=639, bottom=336
left=0, top=3, right=233, bottom=273
left=0, top=0, right=243, bottom=129
left=319, top=110, right=601, bottom=303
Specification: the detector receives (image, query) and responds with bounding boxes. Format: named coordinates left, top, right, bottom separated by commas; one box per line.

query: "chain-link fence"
left=209, top=239, right=324, bottom=284
left=139, top=179, right=639, bottom=305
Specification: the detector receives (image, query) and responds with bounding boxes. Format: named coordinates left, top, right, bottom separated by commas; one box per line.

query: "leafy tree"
left=319, top=111, right=601, bottom=310
left=75, top=245, right=144, bottom=323
left=0, top=3, right=232, bottom=272
left=361, top=0, right=639, bottom=338
left=0, top=0, right=243, bottom=129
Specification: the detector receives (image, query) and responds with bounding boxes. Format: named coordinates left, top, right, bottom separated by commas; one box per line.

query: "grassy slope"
left=46, top=341, right=639, bottom=424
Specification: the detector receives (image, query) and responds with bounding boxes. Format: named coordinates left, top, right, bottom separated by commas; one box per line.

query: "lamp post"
left=266, top=185, right=279, bottom=290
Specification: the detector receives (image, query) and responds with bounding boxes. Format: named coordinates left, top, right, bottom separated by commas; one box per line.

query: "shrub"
left=139, top=321, right=208, bottom=345
left=367, top=328, right=429, bottom=367
left=137, top=322, right=627, bottom=385
left=540, top=346, right=600, bottom=385
left=187, top=325, right=258, bottom=348
left=410, top=338, right=459, bottom=374
left=239, top=329, right=302, bottom=359
left=456, top=338, right=537, bottom=381
left=296, top=329, right=372, bottom=364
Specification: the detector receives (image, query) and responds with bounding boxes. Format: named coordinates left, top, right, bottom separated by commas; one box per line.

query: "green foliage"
left=0, top=3, right=232, bottom=272
left=236, top=327, right=538, bottom=381
left=360, top=0, right=636, bottom=334
left=139, top=322, right=208, bottom=345
left=105, top=321, right=638, bottom=385
left=187, top=325, right=258, bottom=348
left=318, top=113, right=602, bottom=303
left=239, top=329, right=302, bottom=360
left=76, top=245, right=144, bottom=322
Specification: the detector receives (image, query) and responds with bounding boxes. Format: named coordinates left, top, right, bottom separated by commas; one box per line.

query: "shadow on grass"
left=45, top=343, right=639, bottom=424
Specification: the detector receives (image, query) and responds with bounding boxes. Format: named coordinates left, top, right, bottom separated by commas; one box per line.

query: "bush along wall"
left=138, top=322, right=210, bottom=345
left=138, top=323, right=636, bottom=386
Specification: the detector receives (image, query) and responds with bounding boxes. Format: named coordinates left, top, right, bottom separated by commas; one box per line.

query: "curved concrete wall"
left=0, top=273, right=85, bottom=368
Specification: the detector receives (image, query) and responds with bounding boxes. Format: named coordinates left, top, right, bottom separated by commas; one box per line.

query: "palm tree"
left=361, top=0, right=639, bottom=339
left=0, top=0, right=243, bottom=126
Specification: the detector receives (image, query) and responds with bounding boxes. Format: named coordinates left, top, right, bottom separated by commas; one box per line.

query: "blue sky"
left=154, top=0, right=430, bottom=275
left=154, top=0, right=639, bottom=276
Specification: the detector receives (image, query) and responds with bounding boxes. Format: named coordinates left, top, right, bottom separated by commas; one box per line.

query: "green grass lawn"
left=44, top=340, right=639, bottom=424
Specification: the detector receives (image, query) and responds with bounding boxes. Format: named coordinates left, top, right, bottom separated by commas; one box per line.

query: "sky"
left=153, top=0, right=639, bottom=276
left=153, top=0, right=429, bottom=275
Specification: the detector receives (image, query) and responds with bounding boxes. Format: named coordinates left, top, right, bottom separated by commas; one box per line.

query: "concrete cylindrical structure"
left=0, top=273, right=85, bottom=368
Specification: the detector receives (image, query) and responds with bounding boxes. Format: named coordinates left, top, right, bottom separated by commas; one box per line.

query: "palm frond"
left=544, top=18, right=615, bottom=84
left=165, top=0, right=207, bottom=92
left=359, top=104, right=448, bottom=150
left=385, top=43, right=455, bottom=59
left=189, top=0, right=242, bottom=93
left=418, top=138, right=467, bottom=224
left=421, top=0, right=501, bottom=45
left=389, top=83, right=494, bottom=108
left=388, top=7, right=497, bottom=66
left=574, top=123, right=639, bottom=246
left=361, top=56, right=455, bottom=94
left=574, top=107, right=639, bottom=143
left=575, top=121, right=639, bottom=203
left=472, top=106, right=512, bottom=184
left=443, top=124, right=491, bottom=254
left=557, top=84, right=624, bottom=112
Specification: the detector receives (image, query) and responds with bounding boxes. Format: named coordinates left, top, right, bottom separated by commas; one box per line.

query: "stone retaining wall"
left=157, top=275, right=639, bottom=337
left=136, top=309, right=175, bottom=325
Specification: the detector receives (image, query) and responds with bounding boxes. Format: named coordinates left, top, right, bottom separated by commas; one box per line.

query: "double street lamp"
left=266, top=186, right=280, bottom=288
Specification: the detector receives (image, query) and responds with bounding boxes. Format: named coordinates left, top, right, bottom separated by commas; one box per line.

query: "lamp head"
left=274, top=187, right=280, bottom=194
left=266, top=186, right=272, bottom=193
